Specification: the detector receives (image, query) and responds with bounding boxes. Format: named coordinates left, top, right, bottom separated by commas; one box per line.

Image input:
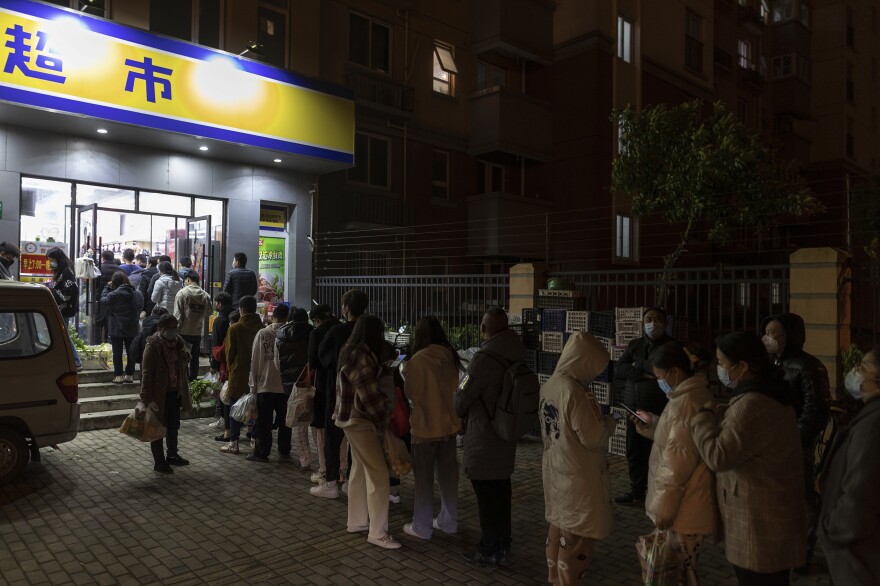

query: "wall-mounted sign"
left=0, top=0, right=354, bottom=163
left=257, top=237, right=285, bottom=303
left=259, top=205, right=286, bottom=232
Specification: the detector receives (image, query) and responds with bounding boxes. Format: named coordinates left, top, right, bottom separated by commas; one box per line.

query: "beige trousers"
left=343, top=421, right=389, bottom=540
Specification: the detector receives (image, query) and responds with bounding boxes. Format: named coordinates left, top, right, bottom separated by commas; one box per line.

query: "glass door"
left=74, top=204, right=99, bottom=345
left=185, top=216, right=212, bottom=352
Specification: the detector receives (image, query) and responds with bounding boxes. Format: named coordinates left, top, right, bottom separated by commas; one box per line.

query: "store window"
left=433, top=43, right=458, bottom=96
left=618, top=16, right=633, bottom=63
left=348, top=132, right=390, bottom=188
left=432, top=150, right=449, bottom=199
left=259, top=1, right=288, bottom=68
left=194, top=198, right=225, bottom=242
left=349, top=13, right=391, bottom=74
left=615, top=214, right=634, bottom=260
left=477, top=61, right=506, bottom=90
left=139, top=192, right=192, bottom=216
left=76, top=184, right=136, bottom=209
left=19, top=178, right=71, bottom=245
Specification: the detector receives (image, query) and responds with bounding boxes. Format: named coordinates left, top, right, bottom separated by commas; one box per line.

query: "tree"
left=850, top=178, right=880, bottom=259
left=610, top=99, right=822, bottom=305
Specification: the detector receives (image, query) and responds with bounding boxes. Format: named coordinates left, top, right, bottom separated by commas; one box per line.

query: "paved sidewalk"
left=1, top=420, right=831, bottom=585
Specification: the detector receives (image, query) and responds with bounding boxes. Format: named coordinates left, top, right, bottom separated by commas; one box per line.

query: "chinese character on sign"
left=3, top=25, right=66, bottom=84
left=124, top=56, right=172, bottom=103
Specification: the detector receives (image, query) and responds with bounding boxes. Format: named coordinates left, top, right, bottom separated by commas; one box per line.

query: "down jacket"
left=645, top=374, right=717, bottom=535
left=453, top=328, right=525, bottom=480
left=276, top=321, right=313, bottom=392
left=614, top=333, right=677, bottom=416
left=250, top=322, right=284, bottom=394
left=173, top=284, right=212, bottom=336
left=151, top=274, right=182, bottom=313
left=222, top=266, right=258, bottom=307
left=539, top=331, right=616, bottom=538
left=100, top=284, right=144, bottom=338
left=225, top=313, right=264, bottom=400
left=691, top=378, right=806, bottom=573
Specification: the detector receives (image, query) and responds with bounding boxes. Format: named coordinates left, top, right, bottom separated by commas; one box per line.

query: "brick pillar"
left=789, top=248, right=851, bottom=396
left=509, top=263, right=547, bottom=322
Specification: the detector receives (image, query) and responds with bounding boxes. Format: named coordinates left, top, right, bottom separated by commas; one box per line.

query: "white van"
left=0, top=281, right=80, bottom=485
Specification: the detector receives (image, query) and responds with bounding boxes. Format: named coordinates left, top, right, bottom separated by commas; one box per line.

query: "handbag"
left=635, top=530, right=681, bottom=586
left=389, top=385, right=410, bottom=438
left=285, top=365, right=315, bottom=428
left=119, top=402, right=166, bottom=443
left=382, top=428, right=412, bottom=476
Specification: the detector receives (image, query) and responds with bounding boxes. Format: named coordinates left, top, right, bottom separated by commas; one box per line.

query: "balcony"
left=738, top=4, right=767, bottom=35
left=714, top=48, right=733, bottom=74
left=472, top=0, right=554, bottom=64
left=737, top=66, right=765, bottom=91
left=469, top=88, right=553, bottom=163
left=335, top=191, right=405, bottom=230
left=344, top=69, right=414, bottom=119
left=467, top=192, right=553, bottom=258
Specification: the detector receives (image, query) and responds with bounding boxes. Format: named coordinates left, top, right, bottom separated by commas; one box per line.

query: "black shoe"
left=245, top=453, right=269, bottom=463
left=614, top=491, right=645, bottom=506
left=214, top=435, right=230, bottom=442
left=246, top=432, right=252, bottom=440
left=462, top=551, right=501, bottom=567
left=153, top=462, right=174, bottom=474
left=278, top=452, right=291, bottom=460
left=166, top=455, right=189, bottom=466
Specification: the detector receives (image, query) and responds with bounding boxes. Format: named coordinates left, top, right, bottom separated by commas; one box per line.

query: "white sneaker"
left=309, top=481, right=339, bottom=499
left=367, top=534, right=401, bottom=550
left=112, top=376, right=124, bottom=384
left=207, top=417, right=225, bottom=430
left=310, top=472, right=325, bottom=484
left=220, top=441, right=239, bottom=454
left=341, top=481, right=348, bottom=495
left=122, top=375, right=134, bottom=384
left=403, top=523, right=431, bottom=540
left=389, top=486, right=400, bottom=504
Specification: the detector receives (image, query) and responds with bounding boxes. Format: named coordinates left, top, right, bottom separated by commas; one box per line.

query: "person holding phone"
left=631, top=344, right=717, bottom=585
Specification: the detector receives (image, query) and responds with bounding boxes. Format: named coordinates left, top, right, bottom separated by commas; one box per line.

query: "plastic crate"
left=521, top=325, right=541, bottom=350
left=616, top=332, right=640, bottom=347
left=542, top=331, right=564, bottom=353
left=538, top=351, right=561, bottom=375
left=611, top=345, right=627, bottom=361
left=537, top=295, right=587, bottom=310
left=587, top=310, right=615, bottom=338
left=525, top=349, right=538, bottom=372
left=522, top=307, right=543, bottom=326
left=595, top=361, right=613, bottom=383
left=565, top=310, right=589, bottom=332
left=538, top=373, right=551, bottom=386
left=537, top=289, right=580, bottom=297
left=616, top=320, right=643, bottom=338
left=610, top=406, right=628, bottom=435
left=540, top=309, right=567, bottom=332
left=596, top=336, right=613, bottom=355
left=590, top=381, right=612, bottom=405
left=616, top=307, right=645, bottom=322
left=608, top=433, right=627, bottom=456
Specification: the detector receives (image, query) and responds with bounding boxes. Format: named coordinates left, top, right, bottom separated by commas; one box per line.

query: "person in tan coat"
left=399, top=317, right=465, bottom=540
left=633, top=343, right=717, bottom=585
left=690, top=331, right=805, bottom=585
left=221, top=295, right=264, bottom=454
left=539, top=331, right=617, bottom=585
left=140, top=314, right=193, bottom=474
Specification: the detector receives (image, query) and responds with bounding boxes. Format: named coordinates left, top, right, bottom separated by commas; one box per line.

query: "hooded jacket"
left=540, top=332, right=617, bottom=538
left=50, top=264, right=79, bottom=318
left=151, top=274, right=182, bottom=313
left=101, top=284, right=144, bottom=338
left=615, top=332, right=677, bottom=415
left=690, top=376, right=806, bottom=572
left=210, top=305, right=233, bottom=369
left=453, top=328, right=525, bottom=480
left=139, top=266, right=159, bottom=311
left=225, top=313, right=264, bottom=400
left=173, top=284, right=212, bottom=336
left=276, top=321, right=314, bottom=391
left=249, top=322, right=285, bottom=394
left=760, top=313, right=831, bottom=450
left=401, top=344, right=462, bottom=443
left=309, top=316, right=340, bottom=428
left=646, top=374, right=717, bottom=536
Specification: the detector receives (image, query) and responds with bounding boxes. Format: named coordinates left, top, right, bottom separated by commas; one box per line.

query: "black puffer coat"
left=51, top=266, right=79, bottom=318
left=101, top=284, right=144, bottom=338
left=276, top=321, right=314, bottom=391
left=614, top=333, right=678, bottom=416
left=309, top=317, right=340, bottom=428
left=222, top=267, right=258, bottom=307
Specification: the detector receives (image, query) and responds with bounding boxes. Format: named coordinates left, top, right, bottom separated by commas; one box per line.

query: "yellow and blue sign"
left=0, top=0, right=354, bottom=163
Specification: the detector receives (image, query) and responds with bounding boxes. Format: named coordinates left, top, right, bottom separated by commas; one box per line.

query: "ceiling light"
left=273, top=158, right=282, bottom=163
left=96, top=128, right=108, bottom=134
left=199, top=145, right=209, bottom=151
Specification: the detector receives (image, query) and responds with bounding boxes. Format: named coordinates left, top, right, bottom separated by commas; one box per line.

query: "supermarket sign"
left=0, top=0, right=354, bottom=163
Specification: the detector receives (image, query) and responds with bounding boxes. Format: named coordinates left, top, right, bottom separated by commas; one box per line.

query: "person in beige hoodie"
left=633, top=343, right=717, bottom=585
left=540, top=331, right=617, bottom=585
left=399, top=317, right=465, bottom=540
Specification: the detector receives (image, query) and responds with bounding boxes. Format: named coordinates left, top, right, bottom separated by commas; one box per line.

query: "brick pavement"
left=1, top=420, right=832, bottom=585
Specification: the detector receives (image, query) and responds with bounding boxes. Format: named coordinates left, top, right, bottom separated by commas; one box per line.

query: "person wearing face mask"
left=817, top=346, right=880, bottom=586
left=633, top=344, right=717, bottom=585
left=613, top=306, right=677, bottom=506
left=222, top=252, right=258, bottom=309
left=0, top=241, right=20, bottom=281
left=46, top=247, right=82, bottom=371
left=140, top=314, right=194, bottom=473
left=690, top=331, right=805, bottom=585
left=759, top=313, right=830, bottom=573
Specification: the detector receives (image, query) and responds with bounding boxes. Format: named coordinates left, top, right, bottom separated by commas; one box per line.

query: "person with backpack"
left=46, top=247, right=81, bottom=371
left=151, top=261, right=182, bottom=313
left=173, top=272, right=212, bottom=381
left=275, top=306, right=314, bottom=469
left=454, top=307, right=527, bottom=566
left=400, top=317, right=464, bottom=540
left=101, top=271, right=144, bottom=384
left=540, top=331, right=617, bottom=585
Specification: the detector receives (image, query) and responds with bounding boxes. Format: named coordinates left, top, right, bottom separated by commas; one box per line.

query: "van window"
left=0, top=312, right=53, bottom=358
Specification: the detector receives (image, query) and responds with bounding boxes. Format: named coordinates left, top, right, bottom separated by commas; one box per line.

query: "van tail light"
left=56, top=373, right=78, bottom=403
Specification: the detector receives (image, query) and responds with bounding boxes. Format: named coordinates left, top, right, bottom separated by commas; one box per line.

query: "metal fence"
left=314, top=274, right=509, bottom=347
left=551, top=265, right=790, bottom=342
left=851, top=260, right=880, bottom=345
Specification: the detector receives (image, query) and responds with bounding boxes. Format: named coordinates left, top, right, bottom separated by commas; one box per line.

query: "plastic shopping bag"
left=119, top=401, right=167, bottom=443
left=382, top=429, right=412, bottom=476
left=219, top=381, right=231, bottom=405
left=285, top=366, right=315, bottom=428
left=635, top=530, right=681, bottom=586
left=230, top=392, right=258, bottom=424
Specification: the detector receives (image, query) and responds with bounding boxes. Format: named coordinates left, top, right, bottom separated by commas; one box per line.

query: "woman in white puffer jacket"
left=150, top=261, right=182, bottom=313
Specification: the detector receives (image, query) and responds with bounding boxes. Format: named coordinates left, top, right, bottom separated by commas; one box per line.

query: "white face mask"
left=844, top=369, right=864, bottom=401
left=717, top=365, right=734, bottom=388
left=644, top=323, right=665, bottom=340
left=762, top=335, right=779, bottom=355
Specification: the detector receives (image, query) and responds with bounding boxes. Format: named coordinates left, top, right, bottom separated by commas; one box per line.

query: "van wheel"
left=0, top=427, right=28, bottom=486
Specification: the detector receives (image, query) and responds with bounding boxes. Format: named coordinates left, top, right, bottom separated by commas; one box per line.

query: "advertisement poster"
left=258, top=237, right=285, bottom=303
left=19, top=240, right=64, bottom=283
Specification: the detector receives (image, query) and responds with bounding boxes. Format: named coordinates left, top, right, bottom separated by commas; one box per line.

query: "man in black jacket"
left=0, top=241, right=20, bottom=280
left=138, top=256, right=160, bottom=314
left=222, top=252, right=258, bottom=308
left=761, top=312, right=831, bottom=570
left=306, top=304, right=340, bottom=485
left=310, top=290, right=368, bottom=499
left=613, top=307, right=677, bottom=505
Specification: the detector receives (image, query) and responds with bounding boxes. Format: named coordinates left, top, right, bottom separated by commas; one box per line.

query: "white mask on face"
left=844, top=369, right=864, bottom=401
left=717, top=364, right=736, bottom=388
left=644, top=323, right=665, bottom=340
left=762, top=335, right=779, bottom=355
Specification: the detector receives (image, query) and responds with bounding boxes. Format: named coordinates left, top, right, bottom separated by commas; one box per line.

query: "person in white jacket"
left=248, top=308, right=288, bottom=462
left=539, top=331, right=617, bottom=586
left=173, top=272, right=212, bottom=381
left=151, top=261, right=182, bottom=314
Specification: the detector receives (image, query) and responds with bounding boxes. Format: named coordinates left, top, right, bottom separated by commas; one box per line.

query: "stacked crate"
left=615, top=307, right=644, bottom=346
left=520, top=308, right=542, bottom=357
left=537, top=309, right=565, bottom=378
left=607, top=405, right=628, bottom=457
left=536, top=289, right=587, bottom=310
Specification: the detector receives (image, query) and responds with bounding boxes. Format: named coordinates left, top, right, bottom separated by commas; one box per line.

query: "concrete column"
left=509, top=263, right=547, bottom=322
left=789, top=247, right=850, bottom=396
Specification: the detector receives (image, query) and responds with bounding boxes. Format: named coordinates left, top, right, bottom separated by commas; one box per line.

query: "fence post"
left=788, top=247, right=850, bottom=396
left=509, top=263, right=547, bottom=321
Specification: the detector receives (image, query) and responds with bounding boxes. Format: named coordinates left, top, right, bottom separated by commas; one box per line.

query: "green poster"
left=258, top=237, right=285, bottom=302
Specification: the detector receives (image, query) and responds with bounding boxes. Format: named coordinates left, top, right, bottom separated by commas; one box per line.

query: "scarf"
left=157, top=334, right=183, bottom=390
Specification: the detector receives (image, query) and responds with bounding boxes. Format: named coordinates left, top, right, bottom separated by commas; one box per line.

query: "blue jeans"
left=110, top=336, right=135, bottom=376
left=64, top=317, right=82, bottom=368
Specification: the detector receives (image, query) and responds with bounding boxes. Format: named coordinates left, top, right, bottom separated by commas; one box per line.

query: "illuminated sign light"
left=0, top=0, right=354, bottom=164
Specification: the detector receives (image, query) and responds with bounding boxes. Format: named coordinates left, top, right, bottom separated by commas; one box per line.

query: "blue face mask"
left=657, top=378, right=673, bottom=395
left=645, top=323, right=665, bottom=340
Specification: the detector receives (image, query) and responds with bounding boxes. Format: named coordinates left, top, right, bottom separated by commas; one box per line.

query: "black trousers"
left=323, top=388, right=346, bottom=482
left=470, top=478, right=512, bottom=556
left=181, top=335, right=201, bottom=381
left=625, top=419, right=652, bottom=497
left=150, top=391, right=181, bottom=464
left=255, top=392, right=291, bottom=458
left=733, top=566, right=790, bottom=585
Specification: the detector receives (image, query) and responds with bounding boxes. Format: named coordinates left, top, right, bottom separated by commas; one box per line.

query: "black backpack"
left=479, top=350, right=541, bottom=441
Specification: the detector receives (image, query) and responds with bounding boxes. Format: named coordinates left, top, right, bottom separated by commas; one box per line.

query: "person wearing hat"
left=0, top=241, right=20, bottom=281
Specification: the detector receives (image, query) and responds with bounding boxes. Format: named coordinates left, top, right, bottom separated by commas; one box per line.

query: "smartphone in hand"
left=618, top=402, right=648, bottom=424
